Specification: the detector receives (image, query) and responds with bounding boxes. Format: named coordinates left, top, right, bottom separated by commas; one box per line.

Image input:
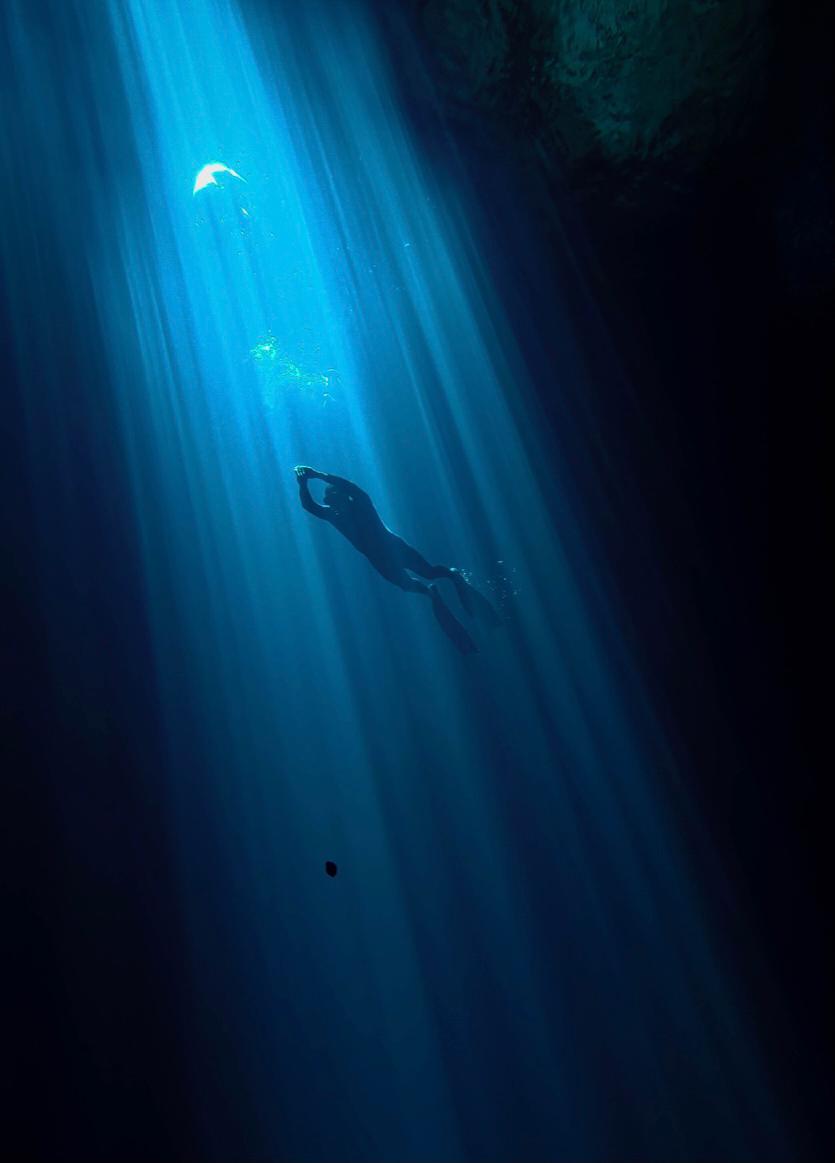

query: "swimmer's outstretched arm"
left=298, top=467, right=370, bottom=503
left=294, top=465, right=330, bottom=520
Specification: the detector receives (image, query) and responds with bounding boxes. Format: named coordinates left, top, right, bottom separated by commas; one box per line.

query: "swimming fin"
left=452, top=572, right=503, bottom=628
left=430, top=585, right=478, bottom=654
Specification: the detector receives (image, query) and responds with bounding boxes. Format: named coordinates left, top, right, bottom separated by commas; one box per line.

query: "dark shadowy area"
left=374, top=0, right=833, bottom=1153
left=1, top=214, right=197, bottom=1162
left=2, top=9, right=206, bottom=1159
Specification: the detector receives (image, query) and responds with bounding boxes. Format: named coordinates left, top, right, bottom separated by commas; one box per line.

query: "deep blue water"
left=1, top=2, right=804, bottom=1160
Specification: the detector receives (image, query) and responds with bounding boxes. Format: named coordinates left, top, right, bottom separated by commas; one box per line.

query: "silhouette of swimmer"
left=295, top=466, right=500, bottom=653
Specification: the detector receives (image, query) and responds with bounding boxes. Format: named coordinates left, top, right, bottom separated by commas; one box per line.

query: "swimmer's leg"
left=399, top=542, right=502, bottom=627
left=395, top=544, right=481, bottom=618
left=427, top=584, right=478, bottom=655
left=396, top=541, right=457, bottom=582
left=388, top=567, right=477, bottom=654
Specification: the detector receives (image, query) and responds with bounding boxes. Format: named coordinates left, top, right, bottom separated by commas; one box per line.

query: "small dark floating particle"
left=325, top=861, right=338, bottom=878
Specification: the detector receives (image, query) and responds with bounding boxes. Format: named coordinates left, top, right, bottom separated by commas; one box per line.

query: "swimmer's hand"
left=295, top=465, right=317, bottom=482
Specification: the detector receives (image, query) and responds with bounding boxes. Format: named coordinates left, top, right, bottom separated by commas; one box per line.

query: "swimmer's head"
left=324, top=484, right=340, bottom=507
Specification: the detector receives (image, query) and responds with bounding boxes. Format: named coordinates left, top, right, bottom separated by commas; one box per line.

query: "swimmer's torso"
left=328, top=492, right=403, bottom=571
left=329, top=491, right=386, bottom=548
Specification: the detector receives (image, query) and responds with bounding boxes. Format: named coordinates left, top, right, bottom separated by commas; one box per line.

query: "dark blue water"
left=2, top=2, right=799, bottom=1159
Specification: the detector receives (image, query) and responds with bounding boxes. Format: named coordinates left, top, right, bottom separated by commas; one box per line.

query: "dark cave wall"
left=407, top=0, right=832, bottom=292
left=416, top=0, right=770, bottom=207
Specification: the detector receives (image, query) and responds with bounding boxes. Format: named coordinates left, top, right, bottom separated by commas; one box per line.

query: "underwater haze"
left=1, top=1, right=795, bottom=1160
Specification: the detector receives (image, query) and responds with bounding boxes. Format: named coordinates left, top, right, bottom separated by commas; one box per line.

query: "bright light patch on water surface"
left=193, top=160, right=246, bottom=194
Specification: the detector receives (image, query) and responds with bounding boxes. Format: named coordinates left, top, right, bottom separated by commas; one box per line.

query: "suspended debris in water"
left=251, top=335, right=280, bottom=362
left=484, top=561, right=520, bottom=618
left=250, top=332, right=339, bottom=409
left=325, top=861, right=338, bottom=878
